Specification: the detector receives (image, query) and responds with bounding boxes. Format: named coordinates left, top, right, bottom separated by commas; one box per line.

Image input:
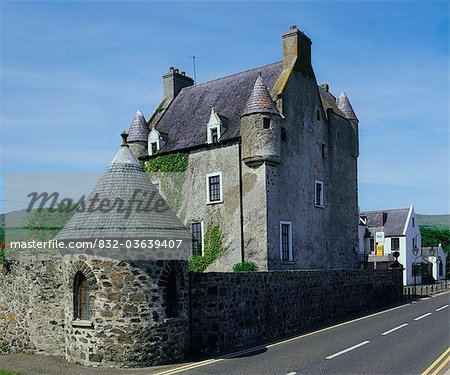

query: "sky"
left=0, top=1, right=449, bottom=215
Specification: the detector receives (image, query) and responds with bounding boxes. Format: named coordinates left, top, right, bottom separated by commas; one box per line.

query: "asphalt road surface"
left=159, top=292, right=450, bottom=375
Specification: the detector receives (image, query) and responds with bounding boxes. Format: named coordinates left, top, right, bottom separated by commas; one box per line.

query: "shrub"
left=233, top=262, right=258, bottom=272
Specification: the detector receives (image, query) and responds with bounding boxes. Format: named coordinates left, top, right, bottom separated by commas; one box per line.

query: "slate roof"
left=421, top=247, right=440, bottom=257
left=55, top=137, right=190, bottom=241
left=128, top=110, right=149, bottom=142
left=336, top=92, right=358, bottom=122
left=360, top=208, right=410, bottom=237
left=318, top=86, right=346, bottom=119
left=154, top=61, right=284, bottom=152
left=241, top=75, right=279, bottom=117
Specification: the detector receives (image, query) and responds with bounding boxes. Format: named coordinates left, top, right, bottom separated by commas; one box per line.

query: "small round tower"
left=55, top=133, right=191, bottom=367
left=240, top=74, right=281, bottom=167
left=336, top=92, right=359, bottom=157
left=127, top=110, right=149, bottom=158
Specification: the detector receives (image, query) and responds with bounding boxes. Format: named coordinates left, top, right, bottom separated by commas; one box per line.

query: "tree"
left=420, top=227, right=450, bottom=253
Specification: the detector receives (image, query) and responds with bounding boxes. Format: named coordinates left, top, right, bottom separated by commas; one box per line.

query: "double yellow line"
left=422, top=347, right=450, bottom=375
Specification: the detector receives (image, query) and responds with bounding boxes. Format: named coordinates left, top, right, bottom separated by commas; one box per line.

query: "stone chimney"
left=163, top=67, right=194, bottom=101
left=282, top=24, right=312, bottom=69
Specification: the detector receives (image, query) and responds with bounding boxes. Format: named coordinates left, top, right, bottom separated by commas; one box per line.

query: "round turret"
left=240, top=75, right=281, bottom=167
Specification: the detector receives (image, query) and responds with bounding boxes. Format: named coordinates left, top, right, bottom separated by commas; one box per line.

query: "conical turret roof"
left=336, top=92, right=358, bottom=122
left=241, top=75, right=279, bottom=117
left=127, top=110, right=149, bottom=142
left=55, top=133, right=190, bottom=243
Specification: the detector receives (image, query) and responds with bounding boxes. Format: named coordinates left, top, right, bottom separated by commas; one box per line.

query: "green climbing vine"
left=188, top=225, right=223, bottom=273
left=143, top=152, right=188, bottom=173
left=142, top=152, right=188, bottom=213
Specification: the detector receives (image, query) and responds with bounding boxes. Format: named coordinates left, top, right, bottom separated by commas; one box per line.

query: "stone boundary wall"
left=0, top=256, right=65, bottom=355
left=190, top=269, right=402, bottom=355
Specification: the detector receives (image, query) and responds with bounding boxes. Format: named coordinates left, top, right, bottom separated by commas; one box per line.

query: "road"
left=159, top=292, right=450, bottom=375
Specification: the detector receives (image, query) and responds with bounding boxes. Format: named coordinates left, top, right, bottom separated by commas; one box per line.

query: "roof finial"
left=121, top=130, right=129, bottom=147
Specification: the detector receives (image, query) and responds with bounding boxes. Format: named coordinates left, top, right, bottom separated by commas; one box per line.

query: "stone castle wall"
left=1, top=258, right=403, bottom=367
left=0, top=256, right=190, bottom=367
left=190, top=269, right=402, bottom=355
left=0, top=256, right=65, bottom=355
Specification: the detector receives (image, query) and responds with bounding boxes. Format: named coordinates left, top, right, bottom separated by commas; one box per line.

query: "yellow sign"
left=376, top=244, right=384, bottom=256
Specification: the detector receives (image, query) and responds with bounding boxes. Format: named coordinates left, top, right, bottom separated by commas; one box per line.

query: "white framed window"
left=206, top=172, right=223, bottom=204
left=191, top=221, right=204, bottom=256
left=314, top=180, right=324, bottom=207
left=279, top=220, right=293, bottom=262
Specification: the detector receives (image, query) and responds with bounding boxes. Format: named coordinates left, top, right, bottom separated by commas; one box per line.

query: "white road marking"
left=436, top=304, right=449, bottom=311
left=414, top=312, right=432, bottom=321
left=286, top=372, right=297, bottom=375
left=325, top=340, right=370, bottom=360
left=381, top=323, right=408, bottom=336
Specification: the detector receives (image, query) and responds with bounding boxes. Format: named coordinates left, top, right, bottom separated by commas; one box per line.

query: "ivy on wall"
left=188, top=225, right=223, bottom=273
left=142, top=152, right=189, bottom=213
left=142, top=152, right=188, bottom=173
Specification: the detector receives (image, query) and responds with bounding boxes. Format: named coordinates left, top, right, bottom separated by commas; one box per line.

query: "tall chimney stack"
left=163, top=67, right=194, bottom=101
left=282, top=24, right=312, bottom=70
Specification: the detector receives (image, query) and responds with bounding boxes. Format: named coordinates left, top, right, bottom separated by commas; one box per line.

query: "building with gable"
left=127, top=25, right=361, bottom=271
left=358, top=205, right=422, bottom=285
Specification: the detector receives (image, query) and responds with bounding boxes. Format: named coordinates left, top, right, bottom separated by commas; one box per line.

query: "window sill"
left=280, top=261, right=295, bottom=265
left=314, top=204, right=325, bottom=209
left=71, top=320, right=93, bottom=328
left=164, top=316, right=185, bottom=323
left=206, top=200, right=223, bottom=205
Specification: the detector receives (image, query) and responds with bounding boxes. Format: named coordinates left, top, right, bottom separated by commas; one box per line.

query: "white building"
left=358, top=205, right=421, bottom=286
left=422, top=244, right=447, bottom=281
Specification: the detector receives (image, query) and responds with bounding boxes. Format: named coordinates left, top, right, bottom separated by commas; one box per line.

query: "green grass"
left=0, top=370, right=19, bottom=375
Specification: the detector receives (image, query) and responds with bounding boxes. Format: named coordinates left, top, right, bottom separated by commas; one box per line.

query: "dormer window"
left=207, top=108, right=227, bottom=144
left=148, top=128, right=166, bottom=156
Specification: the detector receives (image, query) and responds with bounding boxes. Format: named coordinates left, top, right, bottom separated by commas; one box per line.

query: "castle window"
left=391, top=238, right=400, bottom=251
left=206, top=172, right=223, bottom=204
left=263, top=117, right=271, bottom=129
left=321, top=143, right=327, bottom=158
left=281, top=127, right=287, bottom=141
left=316, top=109, right=321, bottom=121
left=412, top=218, right=415, bottom=227
left=151, top=142, right=158, bottom=155
left=439, top=260, right=443, bottom=277
left=165, top=271, right=178, bottom=318
left=73, top=271, right=90, bottom=321
left=315, top=180, right=324, bottom=207
left=191, top=222, right=203, bottom=256
left=280, top=220, right=293, bottom=262
left=336, top=130, right=340, bottom=139
left=210, top=127, right=219, bottom=143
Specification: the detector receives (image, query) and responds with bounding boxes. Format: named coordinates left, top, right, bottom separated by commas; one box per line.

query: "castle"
left=129, top=24, right=360, bottom=271
left=0, top=25, right=386, bottom=370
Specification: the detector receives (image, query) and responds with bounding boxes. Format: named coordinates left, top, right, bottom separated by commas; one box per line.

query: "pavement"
left=1, top=292, right=449, bottom=375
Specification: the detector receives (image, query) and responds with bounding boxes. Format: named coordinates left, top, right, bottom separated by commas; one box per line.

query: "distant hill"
left=417, top=214, right=450, bottom=229
left=0, top=209, right=29, bottom=228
